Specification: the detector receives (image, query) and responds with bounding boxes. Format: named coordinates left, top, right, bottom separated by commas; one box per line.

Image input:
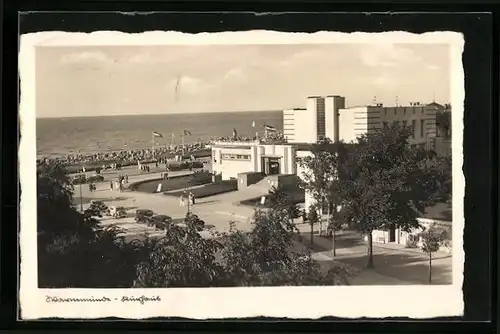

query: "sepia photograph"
left=19, top=30, right=464, bottom=319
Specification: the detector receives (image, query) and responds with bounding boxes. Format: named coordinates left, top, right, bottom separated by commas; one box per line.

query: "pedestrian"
left=110, top=180, right=114, bottom=191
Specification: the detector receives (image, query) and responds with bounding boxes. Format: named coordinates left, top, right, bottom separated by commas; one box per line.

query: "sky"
left=35, top=43, right=451, bottom=118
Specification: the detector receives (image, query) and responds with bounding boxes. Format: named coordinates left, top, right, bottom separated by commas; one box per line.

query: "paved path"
left=74, top=170, right=258, bottom=234
left=74, top=171, right=452, bottom=285
left=292, top=228, right=453, bottom=285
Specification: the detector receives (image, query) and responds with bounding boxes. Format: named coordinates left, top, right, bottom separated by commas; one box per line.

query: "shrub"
left=405, top=235, right=419, bottom=248
left=166, top=161, right=204, bottom=171
left=188, top=170, right=213, bottom=187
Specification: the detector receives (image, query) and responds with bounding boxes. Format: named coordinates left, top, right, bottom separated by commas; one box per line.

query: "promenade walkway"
left=73, top=170, right=453, bottom=285
left=74, top=169, right=257, bottom=236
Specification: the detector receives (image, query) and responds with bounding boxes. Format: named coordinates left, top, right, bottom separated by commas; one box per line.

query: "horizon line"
left=36, top=109, right=283, bottom=119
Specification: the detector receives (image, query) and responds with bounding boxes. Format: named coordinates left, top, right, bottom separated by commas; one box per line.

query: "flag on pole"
left=153, top=131, right=163, bottom=138
left=252, top=121, right=256, bottom=128
left=264, top=124, right=277, bottom=132
left=183, top=130, right=192, bottom=136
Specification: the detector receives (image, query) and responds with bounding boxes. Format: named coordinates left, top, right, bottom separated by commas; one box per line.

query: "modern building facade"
left=338, top=102, right=439, bottom=150
left=284, top=96, right=441, bottom=150
left=211, top=140, right=296, bottom=180
left=283, top=108, right=312, bottom=143
left=284, top=96, right=346, bottom=144
left=283, top=95, right=448, bottom=214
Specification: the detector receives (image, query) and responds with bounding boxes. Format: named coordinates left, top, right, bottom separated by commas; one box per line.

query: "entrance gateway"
left=261, top=156, right=281, bottom=175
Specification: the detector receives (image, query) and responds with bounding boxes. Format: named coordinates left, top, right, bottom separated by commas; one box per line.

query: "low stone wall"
left=237, top=172, right=264, bottom=190
left=266, top=174, right=299, bottom=190
left=128, top=173, right=189, bottom=191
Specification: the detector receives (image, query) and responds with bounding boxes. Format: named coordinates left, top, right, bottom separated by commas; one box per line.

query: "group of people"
left=179, top=191, right=196, bottom=207
left=110, top=174, right=129, bottom=192
left=210, top=131, right=286, bottom=144
left=138, top=163, right=152, bottom=173
left=37, top=141, right=211, bottom=170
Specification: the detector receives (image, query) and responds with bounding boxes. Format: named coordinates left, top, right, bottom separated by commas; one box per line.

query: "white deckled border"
left=19, top=30, right=465, bottom=320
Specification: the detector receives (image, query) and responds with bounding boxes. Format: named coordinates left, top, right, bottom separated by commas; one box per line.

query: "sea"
left=36, top=111, right=283, bottom=158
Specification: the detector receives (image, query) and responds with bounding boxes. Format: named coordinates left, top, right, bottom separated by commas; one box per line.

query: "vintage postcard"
left=19, top=30, right=464, bottom=319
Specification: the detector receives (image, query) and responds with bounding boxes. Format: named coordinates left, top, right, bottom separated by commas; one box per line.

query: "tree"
left=339, top=124, right=445, bottom=268
left=219, top=208, right=355, bottom=286
left=299, top=139, right=349, bottom=256
left=420, top=225, right=446, bottom=283
left=37, top=161, right=356, bottom=288
left=268, top=186, right=300, bottom=232
left=134, top=212, right=225, bottom=287
left=37, top=161, right=140, bottom=288
left=306, top=205, right=319, bottom=245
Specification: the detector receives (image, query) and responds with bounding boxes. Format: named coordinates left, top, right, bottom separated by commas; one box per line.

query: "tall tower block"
left=325, top=95, right=346, bottom=143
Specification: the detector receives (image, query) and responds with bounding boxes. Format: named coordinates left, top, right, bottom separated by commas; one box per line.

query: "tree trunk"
left=428, top=252, right=432, bottom=284
left=332, top=223, right=336, bottom=258
left=329, top=204, right=336, bottom=258
left=310, top=221, right=314, bottom=245
left=318, top=200, right=323, bottom=236
left=367, top=231, right=374, bottom=268
left=326, top=202, right=331, bottom=234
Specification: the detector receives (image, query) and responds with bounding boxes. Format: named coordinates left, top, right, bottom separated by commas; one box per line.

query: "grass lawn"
left=240, top=188, right=305, bottom=208
left=167, top=180, right=238, bottom=198
left=132, top=175, right=210, bottom=193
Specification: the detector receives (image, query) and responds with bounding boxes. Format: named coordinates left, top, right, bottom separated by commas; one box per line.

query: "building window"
left=394, top=109, right=397, bottom=115
left=221, top=153, right=251, bottom=161
left=383, top=121, right=388, bottom=129
left=384, top=109, right=387, bottom=115
left=411, top=120, right=416, bottom=138
left=420, top=119, right=425, bottom=138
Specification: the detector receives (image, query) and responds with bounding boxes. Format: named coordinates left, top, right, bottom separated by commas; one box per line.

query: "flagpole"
left=182, top=133, right=185, bottom=156
left=152, top=132, right=155, bottom=160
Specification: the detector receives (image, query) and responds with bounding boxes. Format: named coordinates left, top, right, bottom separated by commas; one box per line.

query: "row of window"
left=383, top=119, right=426, bottom=138
left=221, top=153, right=251, bottom=161
left=384, top=107, right=425, bottom=115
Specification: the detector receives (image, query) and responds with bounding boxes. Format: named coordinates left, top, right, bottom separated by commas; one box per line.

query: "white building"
left=338, top=102, right=439, bottom=150
left=369, top=202, right=452, bottom=251
left=211, top=140, right=296, bottom=181
left=283, top=95, right=346, bottom=144
left=285, top=95, right=445, bottom=215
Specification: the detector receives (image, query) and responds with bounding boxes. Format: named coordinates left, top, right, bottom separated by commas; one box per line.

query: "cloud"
left=359, top=44, right=423, bottom=68
left=278, top=49, right=337, bottom=68
left=61, top=51, right=115, bottom=64
left=223, top=67, right=247, bottom=82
